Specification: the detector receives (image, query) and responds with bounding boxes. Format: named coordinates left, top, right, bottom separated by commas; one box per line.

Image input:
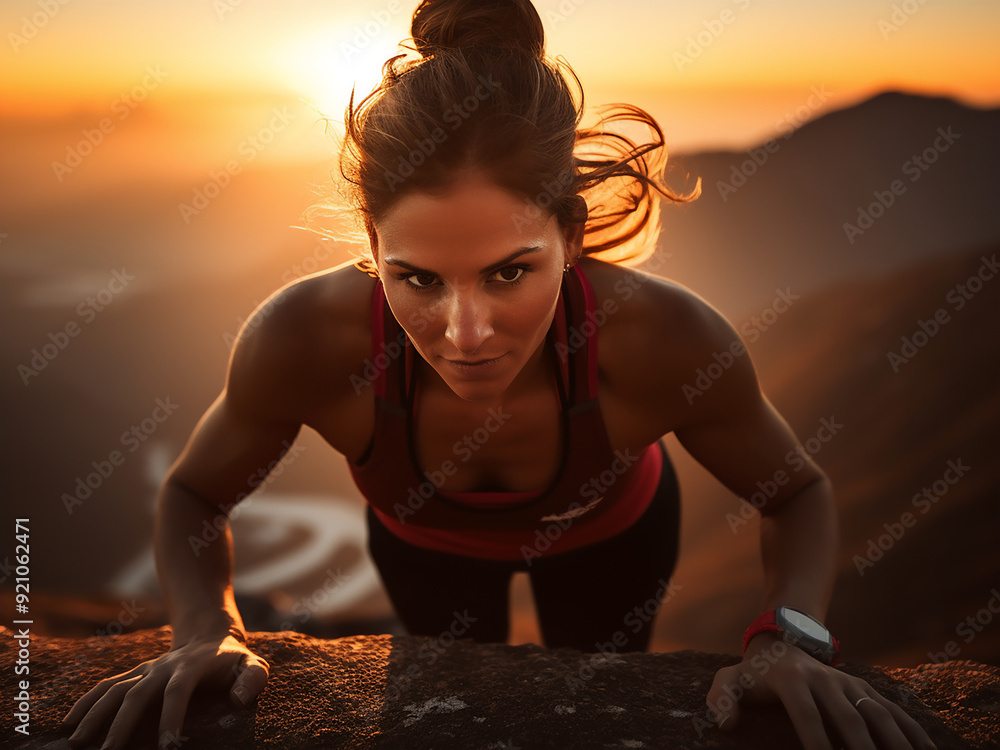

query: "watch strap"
left=742, top=609, right=783, bottom=653
left=743, top=608, right=841, bottom=665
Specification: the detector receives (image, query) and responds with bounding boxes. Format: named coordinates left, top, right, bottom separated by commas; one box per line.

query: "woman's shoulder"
left=580, top=256, right=757, bottom=429
left=268, top=261, right=377, bottom=333
left=580, top=256, right=735, bottom=355
left=225, top=262, right=378, bottom=418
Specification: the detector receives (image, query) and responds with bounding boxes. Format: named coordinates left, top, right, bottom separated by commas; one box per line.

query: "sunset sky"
left=4, top=0, right=999, bottom=152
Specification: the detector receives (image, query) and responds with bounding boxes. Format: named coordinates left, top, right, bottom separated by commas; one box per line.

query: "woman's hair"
left=311, top=0, right=699, bottom=273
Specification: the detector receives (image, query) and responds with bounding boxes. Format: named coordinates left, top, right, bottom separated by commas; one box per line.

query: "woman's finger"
left=772, top=679, right=839, bottom=750
left=62, top=664, right=147, bottom=730
left=230, top=653, right=270, bottom=706
left=705, top=664, right=756, bottom=728
left=67, top=675, right=143, bottom=748
left=865, top=692, right=937, bottom=750
left=811, top=683, right=881, bottom=750
left=809, top=671, right=936, bottom=750
left=815, top=683, right=884, bottom=750
left=850, top=694, right=916, bottom=750
left=157, top=669, right=201, bottom=749
left=100, top=671, right=171, bottom=750
left=63, top=644, right=272, bottom=750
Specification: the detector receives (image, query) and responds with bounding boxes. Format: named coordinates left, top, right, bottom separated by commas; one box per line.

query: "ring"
left=854, top=696, right=874, bottom=709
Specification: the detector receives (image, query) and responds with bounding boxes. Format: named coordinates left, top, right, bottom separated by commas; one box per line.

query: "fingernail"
left=718, top=712, right=731, bottom=728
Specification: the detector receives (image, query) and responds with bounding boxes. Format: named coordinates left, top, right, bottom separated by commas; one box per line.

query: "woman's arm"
left=651, top=282, right=934, bottom=750
left=674, top=384, right=838, bottom=621
left=155, top=475, right=250, bottom=650
left=63, top=393, right=301, bottom=749
left=61, top=276, right=347, bottom=749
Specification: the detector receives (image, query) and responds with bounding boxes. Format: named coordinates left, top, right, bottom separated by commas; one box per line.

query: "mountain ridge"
left=658, top=89, right=1000, bottom=320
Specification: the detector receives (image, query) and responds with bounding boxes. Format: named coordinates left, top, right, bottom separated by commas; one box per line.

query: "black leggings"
left=366, top=442, right=681, bottom=653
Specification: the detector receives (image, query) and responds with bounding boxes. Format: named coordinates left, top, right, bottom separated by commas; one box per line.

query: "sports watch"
left=743, top=606, right=840, bottom=665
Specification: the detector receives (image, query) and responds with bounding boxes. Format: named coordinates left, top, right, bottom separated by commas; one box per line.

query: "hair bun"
left=411, top=0, right=545, bottom=59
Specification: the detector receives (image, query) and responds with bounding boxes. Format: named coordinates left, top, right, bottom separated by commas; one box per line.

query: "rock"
left=2, top=626, right=997, bottom=749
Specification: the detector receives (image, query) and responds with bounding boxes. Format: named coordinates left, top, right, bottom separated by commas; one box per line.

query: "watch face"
left=780, top=608, right=830, bottom=642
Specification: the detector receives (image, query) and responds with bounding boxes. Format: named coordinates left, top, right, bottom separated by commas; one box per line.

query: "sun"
left=275, top=24, right=410, bottom=124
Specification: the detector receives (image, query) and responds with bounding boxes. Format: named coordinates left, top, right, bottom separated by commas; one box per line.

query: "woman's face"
left=374, top=170, right=582, bottom=402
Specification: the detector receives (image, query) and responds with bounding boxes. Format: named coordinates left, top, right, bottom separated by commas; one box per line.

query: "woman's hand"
left=62, top=633, right=269, bottom=750
left=706, top=634, right=936, bottom=750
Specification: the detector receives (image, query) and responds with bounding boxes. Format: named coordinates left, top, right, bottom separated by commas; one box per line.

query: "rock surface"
left=2, top=626, right=997, bottom=749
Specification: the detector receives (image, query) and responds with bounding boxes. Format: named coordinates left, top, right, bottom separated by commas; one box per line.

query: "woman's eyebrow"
left=384, top=246, right=544, bottom=276
left=479, top=246, right=544, bottom=274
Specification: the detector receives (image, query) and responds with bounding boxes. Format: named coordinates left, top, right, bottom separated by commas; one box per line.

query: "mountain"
left=659, top=92, right=1000, bottom=320
left=654, top=243, right=1000, bottom=666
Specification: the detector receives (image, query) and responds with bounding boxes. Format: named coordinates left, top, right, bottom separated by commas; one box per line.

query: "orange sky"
left=3, top=0, right=999, bottom=151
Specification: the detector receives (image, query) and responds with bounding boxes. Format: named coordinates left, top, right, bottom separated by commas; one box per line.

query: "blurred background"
left=1, top=0, right=998, bottom=668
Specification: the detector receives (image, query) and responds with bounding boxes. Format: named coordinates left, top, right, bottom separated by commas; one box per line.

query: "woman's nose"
left=444, top=285, right=494, bottom=354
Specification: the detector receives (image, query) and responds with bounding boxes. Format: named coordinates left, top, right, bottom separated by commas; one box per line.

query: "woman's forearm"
left=758, top=475, right=839, bottom=621
left=154, top=479, right=247, bottom=646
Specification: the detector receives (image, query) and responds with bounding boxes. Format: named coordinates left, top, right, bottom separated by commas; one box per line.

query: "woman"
left=63, top=1, right=935, bottom=749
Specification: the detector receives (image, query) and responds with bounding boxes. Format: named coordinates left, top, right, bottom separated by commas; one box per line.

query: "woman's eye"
left=493, top=266, right=525, bottom=284
left=405, top=273, right=438, bottom=289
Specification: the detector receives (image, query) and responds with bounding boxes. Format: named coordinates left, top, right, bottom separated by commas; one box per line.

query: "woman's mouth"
left=443, top=354, right=506, bottom=373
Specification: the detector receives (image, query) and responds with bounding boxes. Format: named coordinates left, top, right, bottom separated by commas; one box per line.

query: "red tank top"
left=348, top=264, right=663, bottom=561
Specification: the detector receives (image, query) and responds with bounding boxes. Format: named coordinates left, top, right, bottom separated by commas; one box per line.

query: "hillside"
left=655, top=244, right=1000, bottom=666
left=662, top=92, right=1000, bottom=319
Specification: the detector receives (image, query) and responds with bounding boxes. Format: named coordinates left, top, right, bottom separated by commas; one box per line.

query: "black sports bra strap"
left=562, top=266, right=596, bottom=406
left=373, top=281, right=407, bottom=406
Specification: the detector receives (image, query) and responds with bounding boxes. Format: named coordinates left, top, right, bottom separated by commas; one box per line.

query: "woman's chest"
left=412, top=384, right=564, bottom=493
left=410, top=379, right=680, bottom=495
